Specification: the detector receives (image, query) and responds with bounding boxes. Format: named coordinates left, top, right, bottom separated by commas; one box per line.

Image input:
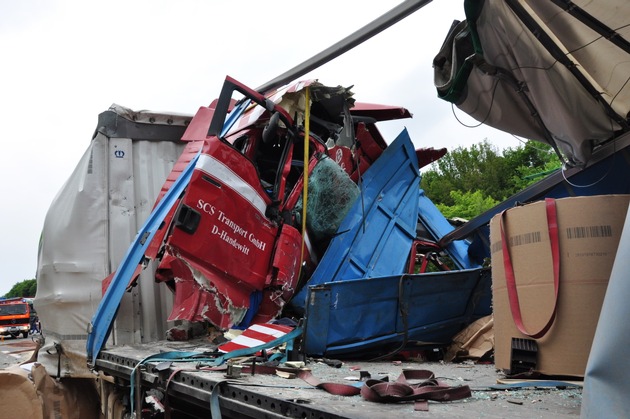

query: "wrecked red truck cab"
left=145, top=76, right=412, bottom=332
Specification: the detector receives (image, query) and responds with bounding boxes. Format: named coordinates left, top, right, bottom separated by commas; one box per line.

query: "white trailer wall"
left=35, top=105, right=190, bottom=376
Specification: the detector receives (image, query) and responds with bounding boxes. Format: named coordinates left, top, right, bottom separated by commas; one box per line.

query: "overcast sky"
left=0, top=0, right=522, bottom=296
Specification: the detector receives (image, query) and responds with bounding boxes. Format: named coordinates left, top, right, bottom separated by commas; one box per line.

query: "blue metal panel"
left=301, top=286, right=332, bottom=355
left=303, top=268, right=491, bottom=356
left=291, top=129, right=420, bottom=311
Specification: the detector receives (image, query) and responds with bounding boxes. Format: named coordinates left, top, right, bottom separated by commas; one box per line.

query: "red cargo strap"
left=500, top=198, right=560, bottom=339
left=360, top=369, right=472, bottom=411
left=212, top=364, right=362, bottom=396
left=297, top=369, right=361, bottom=396
left=175, top=365, right=470, bottom=412
left=204, top=364, right=471, bottom=410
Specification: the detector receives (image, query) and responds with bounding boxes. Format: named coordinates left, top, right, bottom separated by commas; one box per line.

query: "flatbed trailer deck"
left=96, top=340, right=582, bottom=418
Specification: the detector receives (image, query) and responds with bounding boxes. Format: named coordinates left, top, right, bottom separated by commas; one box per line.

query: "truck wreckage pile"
left=32, top=76, right=494, bottom=418
left=26, top=0, right=630, bottom=417
left=86, top=75, right=490, bottom=361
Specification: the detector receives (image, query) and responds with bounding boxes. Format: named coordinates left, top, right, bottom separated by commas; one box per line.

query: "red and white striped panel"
left=218, top=323, right=294, bottom=353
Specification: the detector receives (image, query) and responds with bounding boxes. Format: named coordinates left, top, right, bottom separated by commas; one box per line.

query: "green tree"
left=421, top=140, right=510, bottom=205
left=421, top=140, right=560, bottom=218
left=4, top=279, right=37, bottom=298
left=436, top=190, right=499, bottom=220
left=502, top=141, right=559, bottom=194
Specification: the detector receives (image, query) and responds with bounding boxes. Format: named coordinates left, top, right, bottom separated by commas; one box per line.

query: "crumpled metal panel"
left=290, top=129, right=420, bottom=312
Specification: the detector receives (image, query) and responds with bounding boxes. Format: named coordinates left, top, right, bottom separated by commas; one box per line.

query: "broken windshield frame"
left=207, top=76, right=302, bottom=206
left=208, top=76, right=295, bottom=139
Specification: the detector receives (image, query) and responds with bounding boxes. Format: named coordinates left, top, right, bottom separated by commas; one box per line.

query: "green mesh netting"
left=295, top=156, right=359, bottom=244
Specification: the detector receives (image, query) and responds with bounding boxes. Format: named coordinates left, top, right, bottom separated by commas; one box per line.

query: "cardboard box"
left=0, top=363, right=100, bottom=419
left=0, top=366, right=43, bottom=419
left=490, top=195, right=630, bottom=377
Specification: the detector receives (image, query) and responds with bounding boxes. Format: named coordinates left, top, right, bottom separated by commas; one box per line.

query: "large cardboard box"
left=490, top=195, right=630, bottom=377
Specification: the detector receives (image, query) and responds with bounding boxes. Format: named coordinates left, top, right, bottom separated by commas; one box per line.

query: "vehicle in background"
left=0, top=298, right=31, bottom=338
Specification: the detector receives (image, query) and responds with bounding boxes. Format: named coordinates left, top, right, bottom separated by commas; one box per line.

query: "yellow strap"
left=299, top=87, right=310, bottom=272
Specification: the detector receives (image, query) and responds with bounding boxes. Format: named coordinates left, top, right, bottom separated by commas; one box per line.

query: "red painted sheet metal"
left=169, top=146, right=277, bottom=289
left=161, top=253, right=252, bottom=329
left=351, top=102, right=412, bottom=121
left=251, top=224, right=310, bottom=325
